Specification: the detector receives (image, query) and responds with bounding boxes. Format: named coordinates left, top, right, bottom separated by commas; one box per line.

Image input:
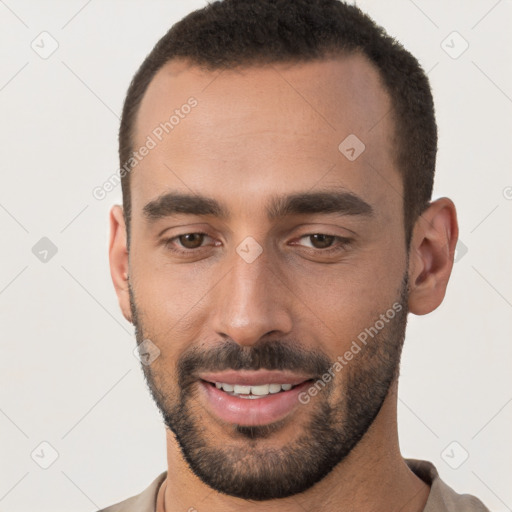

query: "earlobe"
left=407, top=198, right=458, bottom=316
left=108, top=205, right=133, bottom=323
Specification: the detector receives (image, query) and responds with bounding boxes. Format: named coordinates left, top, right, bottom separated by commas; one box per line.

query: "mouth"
left=203, top=380, right=307, bottom=399
left=197, top=370, right=315, bottom=426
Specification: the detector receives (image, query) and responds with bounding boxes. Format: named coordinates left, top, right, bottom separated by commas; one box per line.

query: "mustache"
left=177, top=339, right=332, bottom=389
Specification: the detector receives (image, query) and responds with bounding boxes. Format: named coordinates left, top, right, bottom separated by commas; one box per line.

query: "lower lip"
left=199, top=380, right=313, bottom=426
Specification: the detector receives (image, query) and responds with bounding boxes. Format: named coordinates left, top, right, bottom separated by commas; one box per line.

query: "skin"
left=109, top=55, right=458, bottom=511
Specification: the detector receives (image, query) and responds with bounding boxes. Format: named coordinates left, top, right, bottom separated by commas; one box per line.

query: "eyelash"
left=291, top=234, right=352, bottom=254
left=162, top=232, right=352, bottom=256
left=162, top=233, right=210, bottom=254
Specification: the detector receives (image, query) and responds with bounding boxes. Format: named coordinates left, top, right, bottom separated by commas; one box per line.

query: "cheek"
left=131, top=247, right=214, bottom=316
left=284, top=257, right=405, bottom=354
left=293, top=255, right=402, bottom=307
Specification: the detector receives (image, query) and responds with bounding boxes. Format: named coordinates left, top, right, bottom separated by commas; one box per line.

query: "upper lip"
left=199, top=370, right=314, bottom=386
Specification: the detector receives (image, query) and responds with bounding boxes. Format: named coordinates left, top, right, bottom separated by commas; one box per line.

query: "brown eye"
left=309, top=234, right=335, bottom=249
left=178, top=233, right=205, bottom=249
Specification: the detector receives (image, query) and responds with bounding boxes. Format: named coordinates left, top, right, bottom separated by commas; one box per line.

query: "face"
left=123, top=55, right=411, bottom=500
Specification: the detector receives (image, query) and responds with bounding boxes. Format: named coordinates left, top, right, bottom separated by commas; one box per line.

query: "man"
left=104, top=0, right=490, bottom=510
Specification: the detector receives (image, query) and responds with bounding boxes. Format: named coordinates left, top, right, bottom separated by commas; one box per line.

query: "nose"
left=210, top=247, right=293, bottom=347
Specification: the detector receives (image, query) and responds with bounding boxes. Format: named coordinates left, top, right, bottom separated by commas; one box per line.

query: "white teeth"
left=233, top=384, right=251, bottom=394
left=269, top=384, right=282, bottom=393
left=250, top=384, right=270, bottom=396
left=213, top=382, right=297, bottom=396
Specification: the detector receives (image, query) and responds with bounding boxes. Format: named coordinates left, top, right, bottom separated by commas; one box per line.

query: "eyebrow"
left=142, top=189, right=374, bottom=222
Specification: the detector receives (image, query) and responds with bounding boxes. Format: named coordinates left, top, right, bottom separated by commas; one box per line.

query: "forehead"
left=130, top=55, right=400, bottom=220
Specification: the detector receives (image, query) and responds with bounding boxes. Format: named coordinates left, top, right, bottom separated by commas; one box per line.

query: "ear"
left=407, top=197, right=459, bottom=316
left=108, top=205, right=132, bottom=323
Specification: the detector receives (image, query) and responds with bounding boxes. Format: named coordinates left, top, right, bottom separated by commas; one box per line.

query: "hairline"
left=122, top=50, right=416, bottom=245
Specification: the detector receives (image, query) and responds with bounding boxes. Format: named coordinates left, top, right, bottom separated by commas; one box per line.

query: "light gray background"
left=0, top=1, right=510, bottom=511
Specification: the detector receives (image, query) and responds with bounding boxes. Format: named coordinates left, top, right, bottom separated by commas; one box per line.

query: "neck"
left=157, top=382, right=430, bottom=512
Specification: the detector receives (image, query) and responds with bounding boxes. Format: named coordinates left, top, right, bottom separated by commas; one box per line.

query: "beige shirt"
left=97, top=459, right=490, bottom=511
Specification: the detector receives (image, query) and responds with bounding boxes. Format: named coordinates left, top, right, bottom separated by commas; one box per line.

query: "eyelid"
left=290, top=233, right=353, bottom=253
left=161, top=230, right=353, bottom=259
left=177, top=232, right=213, bottom=244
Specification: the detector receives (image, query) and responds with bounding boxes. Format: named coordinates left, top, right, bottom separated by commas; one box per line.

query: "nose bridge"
left=211, top=246, right=292, bottom=345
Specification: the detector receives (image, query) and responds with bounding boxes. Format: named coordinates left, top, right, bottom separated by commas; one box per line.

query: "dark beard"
left=129, top=275, right=409, bottom=501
